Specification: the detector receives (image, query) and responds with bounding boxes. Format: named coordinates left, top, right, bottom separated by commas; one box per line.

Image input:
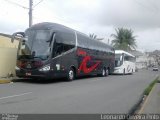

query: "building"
left=0, top=33, right=19, bottom=77
left=129, top=50, right=155, bottom=69
left=147, top=50, right=160, bottom=66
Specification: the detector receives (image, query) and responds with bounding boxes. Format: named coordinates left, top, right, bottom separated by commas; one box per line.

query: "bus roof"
left=28, top=22, right=114, bottom=50
left=28, top=22, right=74, bottom=32
left=115, top=50, right=135, bottom=57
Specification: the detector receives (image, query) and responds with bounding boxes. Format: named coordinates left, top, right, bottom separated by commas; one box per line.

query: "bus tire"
left=99, top=68, right=106, bottom=77
left=131, top=69, right=134, bottom=75
left=67, top=68, right=75, bottom=81
left=123, top=69, right=125, bottom=75
left=106, top=68, right=109, bottom=76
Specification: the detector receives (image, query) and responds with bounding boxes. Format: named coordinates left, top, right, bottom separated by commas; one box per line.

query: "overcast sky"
left=0, top=0, right=160, bottom=51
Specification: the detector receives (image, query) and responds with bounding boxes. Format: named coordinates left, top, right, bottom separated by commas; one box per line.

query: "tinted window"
left=60, top=31, right=75, bottom=46
left=18, top=29, right=51, bottom=60
left=77, top=33, right=100, bottom=50
left=53, top=31, right=75, bottom=57
left=77, top=33, right=89, bottom=48
left=89, top=39, right=98, bottom=50
left=77, top=32, right=113, bottom=53
left=124, top=55, right=135, bottom=62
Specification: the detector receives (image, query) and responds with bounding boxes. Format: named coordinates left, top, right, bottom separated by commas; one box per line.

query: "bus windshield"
left=18, top=29, right=52, bottom=60
left=115, top=54, right=123, bottom=67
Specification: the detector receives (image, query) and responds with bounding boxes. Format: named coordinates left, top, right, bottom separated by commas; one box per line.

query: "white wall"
left=0, top=47, right=17, bottom=77
left=0, top=35, right=19, bottom=77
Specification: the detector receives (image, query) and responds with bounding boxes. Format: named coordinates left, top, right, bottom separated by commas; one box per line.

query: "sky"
left=0, top=0, right=160, bottom=52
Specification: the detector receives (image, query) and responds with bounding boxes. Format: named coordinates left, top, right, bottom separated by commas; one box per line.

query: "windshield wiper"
left=32, top=56, right=48, bottom=60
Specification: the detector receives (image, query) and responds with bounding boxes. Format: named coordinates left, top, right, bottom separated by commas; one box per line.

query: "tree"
left=89, top=33, right=97, bottom=40
left=111, top=28, right=137, bottom=51
left=89, top=33, right=104, bottom=41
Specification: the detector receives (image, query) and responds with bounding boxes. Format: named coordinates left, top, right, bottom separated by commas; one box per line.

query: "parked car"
left=153, top=66, right=158, bottom=71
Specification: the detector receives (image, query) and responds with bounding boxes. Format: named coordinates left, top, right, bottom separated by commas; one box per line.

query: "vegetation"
left=89, top=33, right=104, bottom=41
left=144, top=77, right=159, bottom=95
left=89, top=33, right=97, bottom=40
left=111, top=28, right=137, bottom=51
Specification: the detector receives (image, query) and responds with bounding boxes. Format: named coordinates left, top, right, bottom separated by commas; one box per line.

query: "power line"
left=4, top=0, right=44, bottom=27
left=4, top=0, right=29, bottom=9
left=33, top=0, right=44, bottom=8
left=135, top=0, right=158, bottom=13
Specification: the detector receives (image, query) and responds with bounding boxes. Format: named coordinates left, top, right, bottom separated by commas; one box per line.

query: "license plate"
left=26, top=73, right=31, bottom=76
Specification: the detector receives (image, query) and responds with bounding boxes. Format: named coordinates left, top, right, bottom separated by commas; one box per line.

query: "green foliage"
left=144, top=77, right=159, bottom=95
left=111, top=28, right=137, bottom=51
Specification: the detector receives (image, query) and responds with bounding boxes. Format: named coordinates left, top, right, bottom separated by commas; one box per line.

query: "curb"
left=127, top=76, right=159, bottom=117
left=127, top=93, right=144, bottom=115
left=0, top=79, right=12, bottom=84
left=138, top=83, right=157, bottom=114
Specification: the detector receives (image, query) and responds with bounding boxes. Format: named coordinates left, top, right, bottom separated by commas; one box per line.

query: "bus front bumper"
left=15, top=69, right=66, bottom=79
left=113, top=68, right=123, bottom=74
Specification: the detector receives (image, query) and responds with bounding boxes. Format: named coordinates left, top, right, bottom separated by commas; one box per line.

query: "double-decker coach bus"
left=11, top=22, right=115, bottom=81
left=113, top=50, right=136, bottom=74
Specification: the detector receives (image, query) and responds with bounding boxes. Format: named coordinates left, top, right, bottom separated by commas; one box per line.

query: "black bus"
left=12, top=22, right=115, bottom=81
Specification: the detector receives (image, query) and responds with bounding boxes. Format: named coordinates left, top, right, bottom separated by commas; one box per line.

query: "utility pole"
left=108, top=39, right=110, bottom=45
left=6, top=0, right=43, bottom=27
left=29, top=0, right=33, bottom=27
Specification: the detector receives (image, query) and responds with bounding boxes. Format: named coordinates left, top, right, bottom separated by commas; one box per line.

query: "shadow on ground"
left=12, top=75, right=101, bottom=84
left=12, top=73, right=131, bottom=84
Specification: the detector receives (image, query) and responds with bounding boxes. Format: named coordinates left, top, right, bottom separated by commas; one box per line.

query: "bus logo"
left=26, top=63, right=32, bottom=68
left=78, top=56, right=101, bottom=74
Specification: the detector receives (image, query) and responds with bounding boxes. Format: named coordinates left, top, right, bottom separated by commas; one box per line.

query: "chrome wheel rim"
left=102, top=69, right=106, bottom=76
left=69, top=70, right=74, bottom=80
left=106, top=69, right=109, bottom=76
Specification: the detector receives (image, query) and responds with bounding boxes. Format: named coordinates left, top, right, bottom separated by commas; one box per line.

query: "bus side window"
left=77, top=33, right=89, bottom=48
left=124, top=55, right=135, bottom=62
left=55, top=43, right=63, bottom=55
left=61, top=31, right=75, bottom=51
left=53, top=39, right=63, bottom=57
left=52, top=31, right=75, bottom=58
left=124, top=56, right=128, bottom=61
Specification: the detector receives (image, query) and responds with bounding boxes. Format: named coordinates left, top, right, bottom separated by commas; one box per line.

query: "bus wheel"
left=101, top=68, right=106, bottom=77
left=131, top=69, right=134, bottom=75
left=123, top=69, right=125, bottom=75
left=67, top=68, right=75, bottom=81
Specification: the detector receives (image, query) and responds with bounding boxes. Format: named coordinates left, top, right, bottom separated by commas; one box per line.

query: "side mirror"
left=11, top=32, right=25, bottom=43
left=120, top=55, right=123, bottom=61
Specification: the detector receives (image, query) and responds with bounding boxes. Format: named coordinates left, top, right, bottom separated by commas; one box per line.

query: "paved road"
left=0, top=69, right=159, bottom=114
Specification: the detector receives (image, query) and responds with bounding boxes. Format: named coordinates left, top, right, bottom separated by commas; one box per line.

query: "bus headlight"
left=39, top=65, right=50, bottom=72
left=15, top=66, right=20, bottom=70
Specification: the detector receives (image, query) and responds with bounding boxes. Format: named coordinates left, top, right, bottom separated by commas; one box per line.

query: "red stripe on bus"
left=78, top=56, right=101, bottom=74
